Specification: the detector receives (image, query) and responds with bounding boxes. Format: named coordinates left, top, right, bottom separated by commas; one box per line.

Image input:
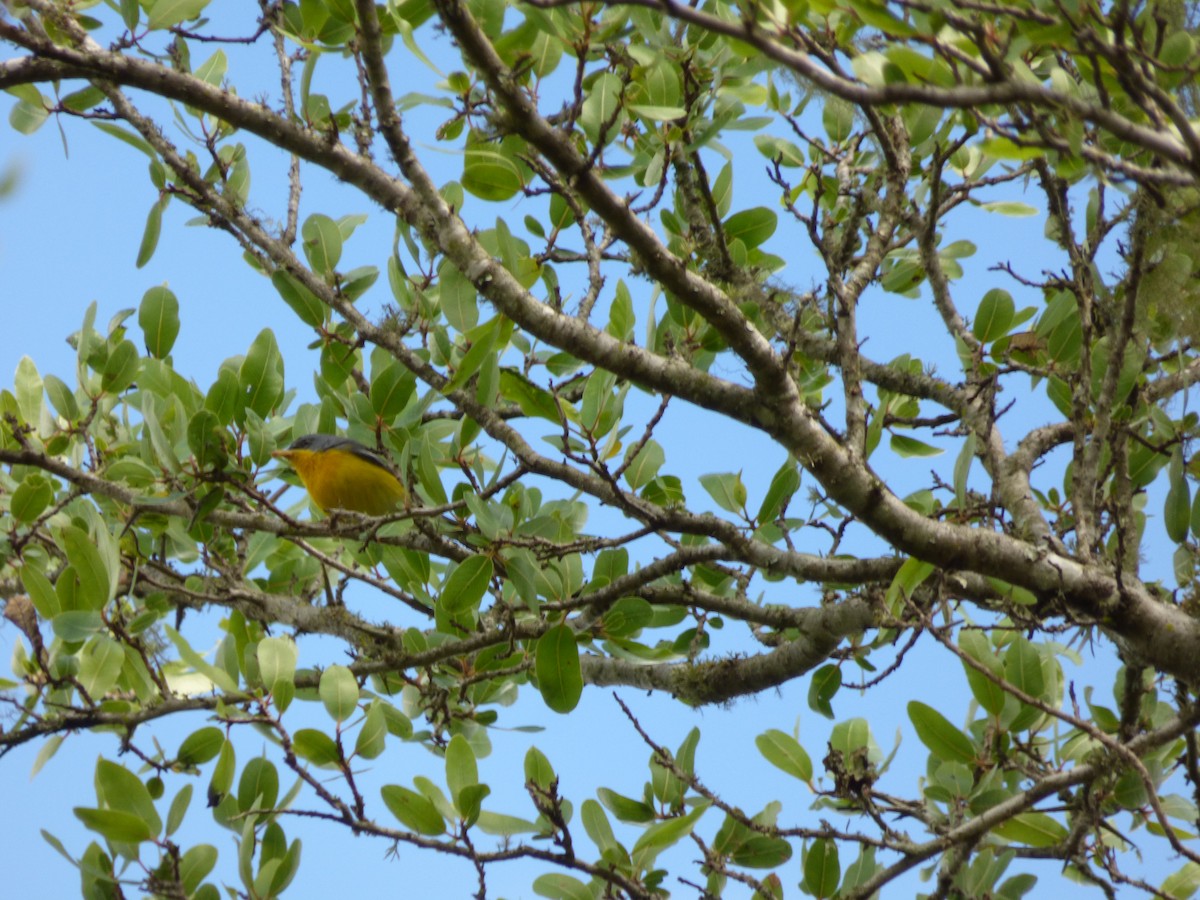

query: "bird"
left=271, top=434, right=407, bottom=516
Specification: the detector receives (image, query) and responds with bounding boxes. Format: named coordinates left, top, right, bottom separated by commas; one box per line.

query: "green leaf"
left=973, top=289, right=1015, bottom=343
left=13, top=355, right=42, bottom=424
left=723, top=207, right=777, bottom=250
left=803, top=838, right=840, bottom=898
left=39, top=827, right=75, bottom=866
left=629, top=104, right=686, bottom=121
left=136, top=197, right=168, bottom=269
left=138, top=286, right=180, bottom=358
left=699, top=471, right=747, bottom=514
left=238, top=329, right=284, bottom=419
left=992, top=812, right=1068, bottom=847
left=293, top=729, right=341, bottom=767
left=524, top=746, right=556, bottom=790
left=890, top=434, right=943, bottom=457
left=846, top=0, right=914, bottom=34
left=960, top=631, right=1006, bottom=716
left=21, top=565, right=59, bottom=619
left=462, top=145, right=524, bottom=201
left=438, top=259, right=479, bottom=333
left=709, top=162, right=734, bottom=218
left=11, top=477, right=53, bottom=523
left=592, top=548, right=628, bottom=587
left=979, top=200, right=1038, bottom=217
left=101, top=340, right=139, bottom=394
left=179, top=844, right=218, bottom=893
left=885, top=557, right=934, bottom=616
left=73, top=808, right=154, bottom=844
left=166, top=626, right=239, bottom=693
left=579, top=72, right=623, bottom=143
left=940, top=239, right=977, bottom=259
left=1035, top=292, right=1082, bottom=365
left=641, top=474, right=685, bottom=507
left=535, top=625, right=583, bottom=714
left=301, top=213, right=343, bottom=276
left=532, top=873, right=593, bottom=900
left=754, top=134, right=807, bottom=167
left=165, top=784, right=193, bottom=838
left=1165, top=457, right=1191, bottom=543
left=319, top=665, right=359, bottom=723
left=177, top=727, right=225, bottom=766
left=78, top=635, right=125, bottom=699
left=605, top=280, right=635, bottom=340
left=475, top=810, right=541, bottom=836
left=208, top=739, right=235, bottom=804
left=756, top=729, right=813, bottom=782
left=1003, top=637, right=1045, bottom=700
left=631, top=802, right=708, bottom=864
left=731, top=833, right=794, bottom=868
left=147, top=0, right=209, bottom=30
left=623, top=439, right=664, bottom=490
left=92, top=121, right=155, bottom=157
left=756, top=460, right=800, bottom=525
left=1162, top=862, right=1200, bottom=899
left=96, top=758, right=162, bottom=836
left=341, top=264, right=379, bottom=301
left=355, top=703, right=388, bottom=760
left=380, top=785, right=446, bottom=835
left=372, top=360, right=416, bottom=418
left=980, top=137, right=1046, bottom=161
left=581, top=799, right=621, bottom=856
left=953, top=433, right=977, bottom=510
left=10, top=98, right=48, bottom=134
left=60, top=525, right=112, bottom=611
left=808, top=663, right=841, bottom=719
left=602, top=596, right=654, bottom=637
left=237, top=757, right=280, bottom=815
left=597, top=787, right=655, bottom=823
left=439, top=555, right=493, bottom=616
left=822, top=98, right=855, bottom=142
left=52, top=610, right=104, bottom=642
left=258, top=636, right=298, bottom=705
left=205, top=366, right=241, bottom=425
left=445, top=733, right=479, bottom=809
left=456, top=783, right=491, bottom=827
left=908, top=700, right=976, bottom=764
left=271, top=270, right=325, bottom=327
left=187, top=409, right=228, bottom=473
left=580, top=369, right=618, bottom=435
left=1113, top=768, right=1147, bottom=810
left=193, top=49, right=228, bottom=88
left=43, top=373, right=79, bottom=421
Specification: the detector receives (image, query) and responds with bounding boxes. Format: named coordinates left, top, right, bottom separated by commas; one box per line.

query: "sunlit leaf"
left=319, top=665, right=359, bottom=723
left=147, top=0, right=209, bottom=30
left=756, top=729, right=813, bottom=782
left=381, top=785, right=445, bottom=835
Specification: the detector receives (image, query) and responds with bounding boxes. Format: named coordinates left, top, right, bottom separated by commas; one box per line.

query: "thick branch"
left=581, top=597, right=875, bottom=704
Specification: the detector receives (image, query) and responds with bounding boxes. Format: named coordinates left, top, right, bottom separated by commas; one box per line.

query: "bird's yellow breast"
left=283, top=448, right=406, bottom=515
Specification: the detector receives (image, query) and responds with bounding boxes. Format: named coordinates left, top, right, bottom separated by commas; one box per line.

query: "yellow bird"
left=271, top=434, right=406, bottom=516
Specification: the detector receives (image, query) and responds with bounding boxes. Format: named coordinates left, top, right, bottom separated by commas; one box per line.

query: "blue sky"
left=0, top=17, right=1181, bottom=899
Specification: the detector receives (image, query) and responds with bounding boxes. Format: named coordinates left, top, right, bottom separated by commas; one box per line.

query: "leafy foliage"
left=3, top=0, right=1200, bottom=897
